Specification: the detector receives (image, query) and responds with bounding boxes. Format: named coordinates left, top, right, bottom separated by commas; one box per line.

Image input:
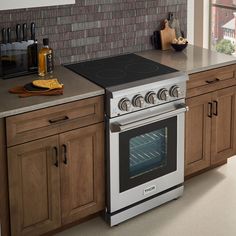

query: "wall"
left=0, top=0, right=187, bottom=64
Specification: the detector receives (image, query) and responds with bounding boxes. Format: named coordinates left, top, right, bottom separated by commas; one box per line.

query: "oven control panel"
left=109, top=81, right=187, bottom=117
left=169, top=85, right=181, bottom=98
left=145, top=92, right=157, bottom=104
left=132, top=95, right=145, bottom=108
left=157, top=88, right=169, bottom=101
left=118, top=98, right=132, bottom=111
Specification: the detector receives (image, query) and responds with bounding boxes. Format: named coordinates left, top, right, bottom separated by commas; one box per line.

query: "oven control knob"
left=157, top=89, right=169, bottom=101
left=170, top=86, right=181, bottom=98
left=132, top=95, right=145, bottom=108
left=145, top=92, right=157, bottom=104
left=118, top=98, right=132, bottom=112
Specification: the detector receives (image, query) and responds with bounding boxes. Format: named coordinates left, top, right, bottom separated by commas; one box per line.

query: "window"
left=211, top=0, right=236, bottom=55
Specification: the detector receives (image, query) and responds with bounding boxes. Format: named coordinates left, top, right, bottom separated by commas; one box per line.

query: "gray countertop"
left=1, top=44, right=236, bottom=118
left=0, top=66, right=104, bottom=118
left=137, top=44, right=236, bottom=74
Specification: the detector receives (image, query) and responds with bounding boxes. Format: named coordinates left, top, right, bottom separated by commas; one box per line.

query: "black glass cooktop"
left=65, top=54, right=177, bottom=88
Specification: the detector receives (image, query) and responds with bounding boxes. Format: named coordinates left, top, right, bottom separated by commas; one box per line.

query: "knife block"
left=0, top=40, right=38, bottom=79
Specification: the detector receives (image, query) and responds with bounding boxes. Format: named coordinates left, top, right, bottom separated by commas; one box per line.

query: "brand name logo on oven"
left=144, top=185, right=157, bottom=195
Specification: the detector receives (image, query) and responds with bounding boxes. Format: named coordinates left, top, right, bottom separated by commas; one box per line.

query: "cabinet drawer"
left=6, top=96, right=104, bottom=147
left=187, top=65, right=236, bottom=97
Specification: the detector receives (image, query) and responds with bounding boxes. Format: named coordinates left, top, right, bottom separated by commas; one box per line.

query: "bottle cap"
left=43, top=38, right=49, bottom=46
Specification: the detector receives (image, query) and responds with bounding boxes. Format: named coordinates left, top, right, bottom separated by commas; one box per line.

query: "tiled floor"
left=57, top=156, right=236, bottom=236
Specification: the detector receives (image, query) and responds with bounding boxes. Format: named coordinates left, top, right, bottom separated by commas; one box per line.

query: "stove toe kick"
left=105, top=184, right=184, bottom=227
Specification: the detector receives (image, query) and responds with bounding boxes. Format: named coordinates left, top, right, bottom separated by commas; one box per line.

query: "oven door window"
left=119, top=116, right=177, bottom=192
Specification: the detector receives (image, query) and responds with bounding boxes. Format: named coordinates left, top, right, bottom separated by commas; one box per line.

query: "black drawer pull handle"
left=49, top=116, right=69, bottom=124
left=53, top=147, right=59, bottom=167
left=206, top=78, right=220, bottom=84
left=208, top=102, right=213, bottom=118
left=62, top=144, right=67, bottom=165
left=213, top=100, right=218, bottom=116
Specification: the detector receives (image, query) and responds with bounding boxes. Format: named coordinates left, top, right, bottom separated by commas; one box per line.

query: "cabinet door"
left=8, top=136, right=61, bottom=236
left=185, top=93, right=212, bottom=176
left=211, top=86, right=236, bottom=164
left=60, top=123, right=105, bottom=225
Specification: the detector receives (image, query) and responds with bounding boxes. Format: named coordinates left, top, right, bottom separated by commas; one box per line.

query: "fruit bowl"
left=171, top=42, right=188, bottom=51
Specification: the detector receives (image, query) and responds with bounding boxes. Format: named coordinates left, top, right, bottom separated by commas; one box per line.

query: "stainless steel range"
left=65, top=54, right=189, bottom=226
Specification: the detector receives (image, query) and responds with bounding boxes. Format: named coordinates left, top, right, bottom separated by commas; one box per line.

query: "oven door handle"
left=111, top=105, right=189, bottom=133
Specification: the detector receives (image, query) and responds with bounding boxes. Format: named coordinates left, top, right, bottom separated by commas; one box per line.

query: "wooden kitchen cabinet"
left=6, top=95, right=104, bottom=147
left=211, top=86, right=236, bottom=164
left=8, top=136, right=61, bottom=236
left=6, top=96, right=105, bottom=236
left=0, top=119, right=10, bottom=236
left=185, top=86, right=236, bottom=177
left=185, top=93, right=212, bottom=176
left=60, top=123, right=104, bottom=225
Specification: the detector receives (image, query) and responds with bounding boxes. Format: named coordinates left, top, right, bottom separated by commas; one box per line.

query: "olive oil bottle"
left=38, top=38, right=54, bottom=76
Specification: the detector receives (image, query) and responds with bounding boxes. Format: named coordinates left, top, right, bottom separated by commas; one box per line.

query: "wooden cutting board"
left=9, top=86, right=63, bottom=97
left=160, top=19, right=176, bottom=50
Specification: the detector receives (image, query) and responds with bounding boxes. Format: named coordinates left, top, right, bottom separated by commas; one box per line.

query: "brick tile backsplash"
left=0, top=0, right=187, bottom=64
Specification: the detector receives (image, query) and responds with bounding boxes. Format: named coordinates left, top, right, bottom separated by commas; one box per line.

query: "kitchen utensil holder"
left=0, top=23, right=38, bottom=79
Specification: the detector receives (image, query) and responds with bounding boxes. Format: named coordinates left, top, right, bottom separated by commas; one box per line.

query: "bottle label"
left=45, top=52, right=54, bottom=73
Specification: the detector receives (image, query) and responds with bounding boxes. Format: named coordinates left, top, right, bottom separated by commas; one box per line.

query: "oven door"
left=107, top=103, right=188, bottom=213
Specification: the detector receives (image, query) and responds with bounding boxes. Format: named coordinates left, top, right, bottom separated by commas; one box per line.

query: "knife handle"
left=7, top=28, right=11, bottom=44
left=2, top=28, right=6, bottom=44
left=16, top=24, right=21, bottom=42
left=31, top=22, right=35, bottom=41
left=23, top=23, right=27, bottom=41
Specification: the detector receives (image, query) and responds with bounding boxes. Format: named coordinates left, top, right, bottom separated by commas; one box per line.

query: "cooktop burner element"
left=125, top=62, right=159, bottom=74
left=65, top=54, right=177, bottom=88
left=96, top=69, right=127, bottom=80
